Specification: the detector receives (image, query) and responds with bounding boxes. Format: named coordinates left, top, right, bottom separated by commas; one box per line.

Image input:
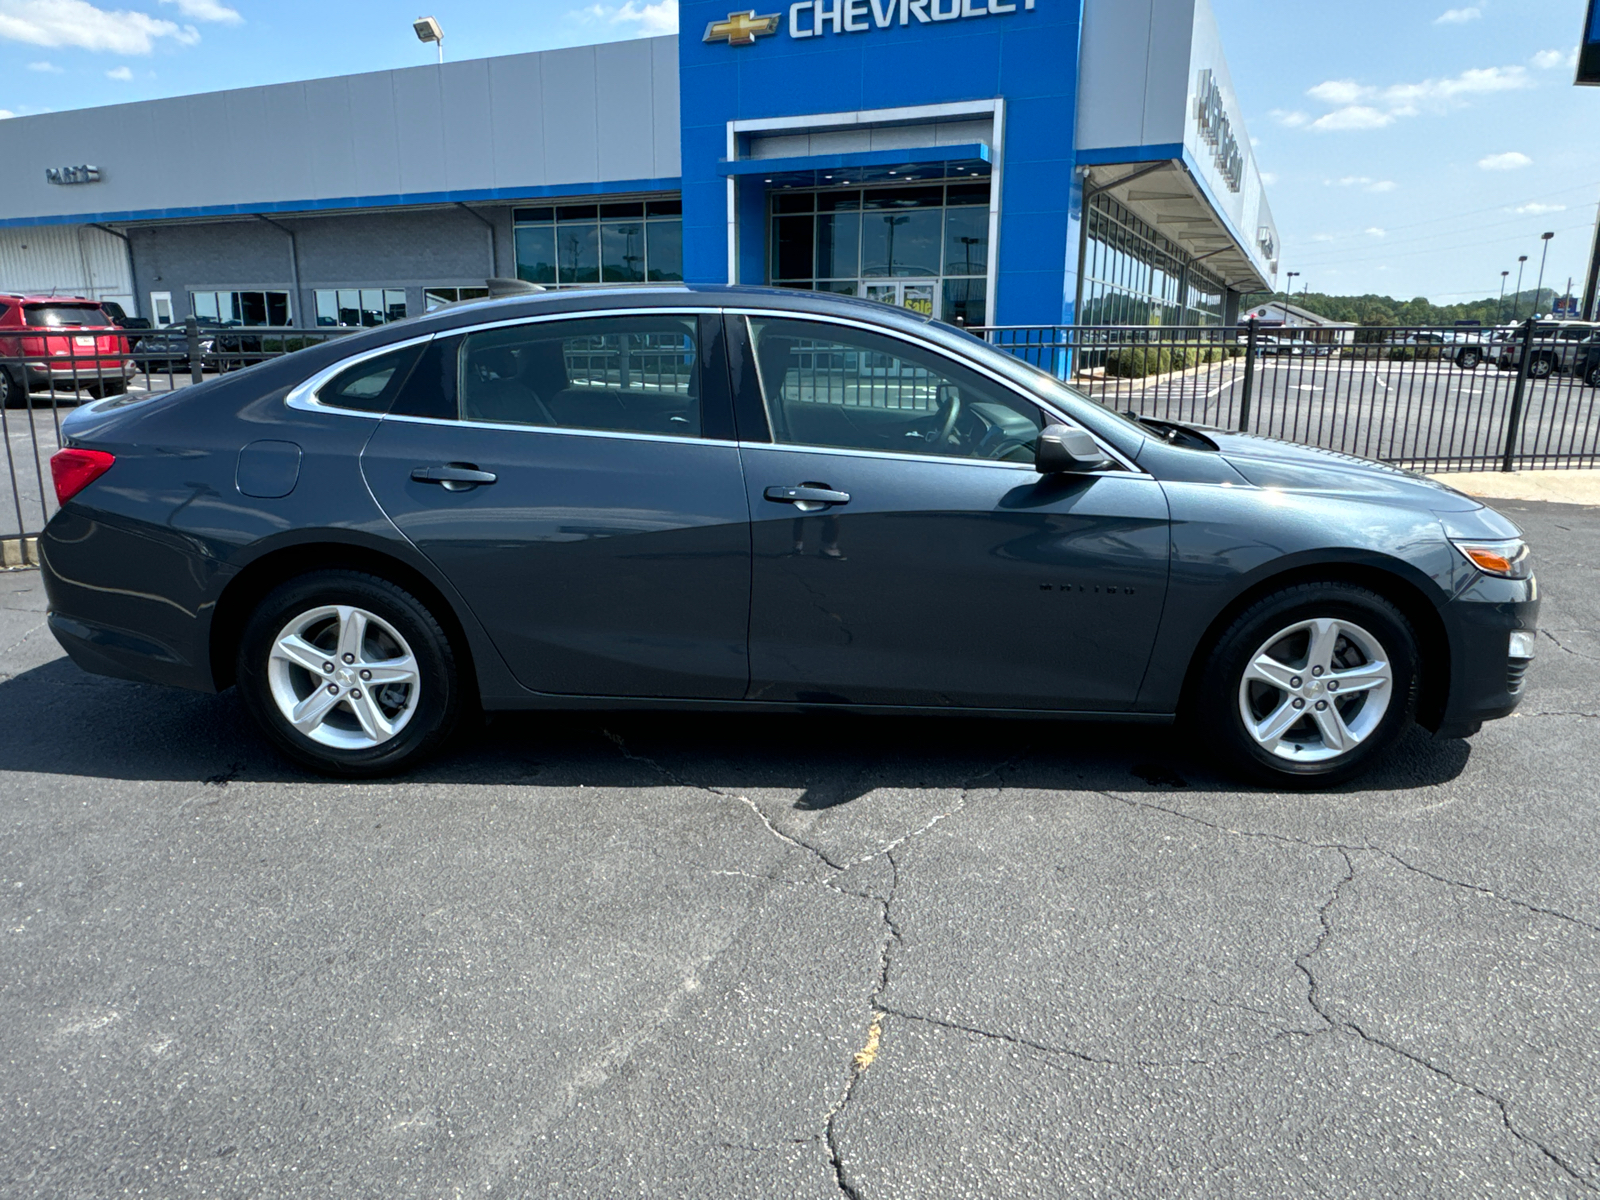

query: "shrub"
left=1104, top=347, right=1173, bottom=377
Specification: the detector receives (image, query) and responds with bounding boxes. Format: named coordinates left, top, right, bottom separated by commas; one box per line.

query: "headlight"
left=1452, top=537, right=1532, bottom=579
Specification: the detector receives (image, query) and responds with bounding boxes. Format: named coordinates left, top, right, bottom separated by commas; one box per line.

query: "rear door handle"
left=764, top=484, right=850, bottom=507
left=411, top=464, right=498, bottom=490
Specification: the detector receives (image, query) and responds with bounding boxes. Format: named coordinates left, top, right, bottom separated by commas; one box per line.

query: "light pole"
left=1533, top=231, right=1555, bottom=317
left=413, top=15, right=444, bottom=64
left=1283, top=271, right=1299, bottom=320
left=1498, top=270, right=1510, bottom=322
left=1512, top=255, right=1528, bottom=320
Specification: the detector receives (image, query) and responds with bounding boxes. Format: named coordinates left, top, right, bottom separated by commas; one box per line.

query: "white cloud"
left=105, top=63, right=131, bottom=79
left=1269, top=108, right=1309, bottom=127
left=0, top=108, right=14, bottom=118
left=1479, top=151, right=1532, bottom=170
left=1365, top=227, right=1386, bottom=237
left=1312, top=106, right=1394, bottom=131
left=1435, top=6, right=1480, bottom=23
left=1531, top=48, right=1576, bottom=70
left=1331, top=175, right=1398, bottom=193
left=25, top=57, right=59, bottom=69
left=159, top=0, right=239, bottom=21
left=0, top=0, right=200, bottom=54
left=1259, top=170, right=1278, bottom=185
left=1311, top=233, right=1336, bottom=243
left=575, top=0, right=677, bottom=34
left=1514, top=202, right=1565, bottom=214
left=1297, top=63, right=1534, bottom=133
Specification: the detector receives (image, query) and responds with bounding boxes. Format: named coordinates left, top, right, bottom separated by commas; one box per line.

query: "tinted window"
left=316, top=344, right=425, bottom=414
left=25, top=304, right=108, bottom=327
left=748, top=318, right=1043, bottom=463
left=459, top=316, right=702, bottom=437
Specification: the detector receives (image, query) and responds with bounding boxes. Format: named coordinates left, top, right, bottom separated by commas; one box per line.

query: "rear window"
left=24, top=303, right=109, bottom=328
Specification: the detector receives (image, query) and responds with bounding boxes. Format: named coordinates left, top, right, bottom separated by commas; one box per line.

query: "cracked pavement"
left=1, top=498, right=1598, bottom=1197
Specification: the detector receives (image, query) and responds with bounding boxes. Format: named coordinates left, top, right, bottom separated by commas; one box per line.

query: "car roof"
left=0, top=293, right=104, bottom=305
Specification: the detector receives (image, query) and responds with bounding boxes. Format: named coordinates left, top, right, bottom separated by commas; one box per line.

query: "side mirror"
left=1034, top=424, right=1112, bottom=474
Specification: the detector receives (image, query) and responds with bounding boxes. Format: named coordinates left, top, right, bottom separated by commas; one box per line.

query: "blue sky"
left=0, top=0, right=1594, bottom=304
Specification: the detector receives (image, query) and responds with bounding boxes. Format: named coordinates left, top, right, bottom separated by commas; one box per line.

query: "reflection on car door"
left=360, top=312, right=753, bottom=699
left=735, top=315, right=1171, bottom=710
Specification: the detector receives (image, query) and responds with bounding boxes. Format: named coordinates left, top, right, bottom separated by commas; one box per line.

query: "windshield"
left=24, top=304, right=109, bottom=328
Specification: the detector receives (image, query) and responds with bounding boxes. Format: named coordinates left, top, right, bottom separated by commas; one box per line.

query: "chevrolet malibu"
left=40, top=286, right=1537, bottom=784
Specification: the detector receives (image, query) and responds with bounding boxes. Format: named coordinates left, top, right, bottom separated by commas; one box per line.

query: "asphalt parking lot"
left=1, top=498, right=1597, bottom=1198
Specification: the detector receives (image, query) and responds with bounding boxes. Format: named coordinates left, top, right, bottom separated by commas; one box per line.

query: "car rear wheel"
left=1528, top=355, right=1554, bottom=379
left=1586, top=363, right=1600, bottom=388
left=1456, top=348, right=1481, bottom=369
left=237, top=570, right=463, bottom=776
left=1197, top=583, right=1418, bottom=786
left=0, top=367, right=14, bottom=408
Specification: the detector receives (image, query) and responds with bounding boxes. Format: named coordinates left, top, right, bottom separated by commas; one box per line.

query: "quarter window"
left=459, top=315, right=702, bottom=436
left=747, top=317, right=1042, bottom=463
left=315, top=344, right=426, bottom=414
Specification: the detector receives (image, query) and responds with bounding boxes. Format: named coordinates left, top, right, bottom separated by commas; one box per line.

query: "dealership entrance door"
left=862, top=281, right=936, bottom=316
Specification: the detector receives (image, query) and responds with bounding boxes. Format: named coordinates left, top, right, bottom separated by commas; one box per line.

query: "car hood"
left=1204, top=430, right=1485, bottom=513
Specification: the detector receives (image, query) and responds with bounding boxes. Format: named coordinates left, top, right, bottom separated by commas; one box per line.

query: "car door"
left=359, top=310, right=753, bottom=699
left=731, top=312, right=1171, bottom=710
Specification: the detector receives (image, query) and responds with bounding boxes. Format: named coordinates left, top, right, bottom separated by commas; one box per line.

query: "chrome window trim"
left=379, top=411, right=739, bottom=450
left=284, top=331, right=438, bottom=417
left=735, top=440, right=1039, bottom=474
left=725, top=307, right=1147, bottom=476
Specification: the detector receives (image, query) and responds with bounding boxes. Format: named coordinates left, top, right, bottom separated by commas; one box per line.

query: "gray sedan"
left=39, top=285, right=1537, bottom=784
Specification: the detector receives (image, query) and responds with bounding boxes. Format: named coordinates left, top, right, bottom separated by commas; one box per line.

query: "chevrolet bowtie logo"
left=703, top=9, right=781, bottom=45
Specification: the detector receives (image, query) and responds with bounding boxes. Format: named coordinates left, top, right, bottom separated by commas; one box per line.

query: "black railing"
left=1, top=318, right=354, bottom=546
left=4, top=316, right=1597, bottom=550
left=975, top=319, right=1600, bottom=474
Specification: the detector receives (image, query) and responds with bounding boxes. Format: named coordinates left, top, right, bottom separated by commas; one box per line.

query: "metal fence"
left=4, top=315, right=1597, bottom=551
left=2, top=318, right=354, bottom=547
left=977, top=319, right=1600, bottom=475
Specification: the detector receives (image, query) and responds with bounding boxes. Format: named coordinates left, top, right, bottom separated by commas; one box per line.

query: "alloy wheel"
left=1236, top=616, right=1394, bottom=763
left=266, top=604, right=421, bottom=749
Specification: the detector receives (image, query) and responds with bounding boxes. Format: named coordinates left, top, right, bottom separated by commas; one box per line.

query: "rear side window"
left=315, top=343, right=425, bottom=414
left=458, top=314, right=703, bottom=437
left=25, top=304, right=108, bottom=327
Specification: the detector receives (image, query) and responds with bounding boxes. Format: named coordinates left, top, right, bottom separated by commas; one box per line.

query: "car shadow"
left=0, top=657, right=1472, bottom=798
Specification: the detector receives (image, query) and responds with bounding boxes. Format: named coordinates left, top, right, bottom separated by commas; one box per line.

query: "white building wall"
left=0, top=225, right=135, bottom=311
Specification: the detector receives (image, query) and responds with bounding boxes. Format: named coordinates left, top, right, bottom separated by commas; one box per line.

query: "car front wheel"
left=1586, top=363, right=1600, bottom=388
left=1456, top=348, right=1481, bottom=369
left=237, top=570, right=464, bottom=776
left=1528, top=356, right=1554, bottom=379
left=1197, top=583, right=1418, bottom=786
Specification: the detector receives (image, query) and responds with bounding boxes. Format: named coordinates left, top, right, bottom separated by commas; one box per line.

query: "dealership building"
left=0, top=0, right=1277, bottom=332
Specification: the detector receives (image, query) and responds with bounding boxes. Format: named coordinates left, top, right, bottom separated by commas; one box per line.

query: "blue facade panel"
left=678, top=0, right=1085, bottom=325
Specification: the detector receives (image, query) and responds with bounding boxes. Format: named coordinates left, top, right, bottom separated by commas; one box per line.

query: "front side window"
left=747, top=317, right=1042, bottom=463
left=459, top=314, right=701, bottom=436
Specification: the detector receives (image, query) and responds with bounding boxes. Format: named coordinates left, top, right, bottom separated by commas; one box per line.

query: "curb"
left=1, top=536, right=40, bottom=570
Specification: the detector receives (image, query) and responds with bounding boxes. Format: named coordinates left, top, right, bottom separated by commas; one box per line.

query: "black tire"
left=1195, top=582, right=1419, bottom=787
left=1456, top=348, right=1481, bottom=369
left=0, top=366, right=15, bottom=408
left=1586, top=362, right=1600, bottom=388
left=237, top=570, right=464, bottom=777
left=1528, top=355, right=1554, bottom=379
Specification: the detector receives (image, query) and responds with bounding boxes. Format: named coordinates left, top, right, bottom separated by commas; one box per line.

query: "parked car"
left=98, top=300, right=151, bottom=351
left=0, top=293, right=134, bottom=403
left=41, top=285, right=1538, bottom=786
left=1495, top=320, right=1597, bottom=378
left=1574, top=334, right=1600, bottom=388
left=135, top=322, right=222, bottom=373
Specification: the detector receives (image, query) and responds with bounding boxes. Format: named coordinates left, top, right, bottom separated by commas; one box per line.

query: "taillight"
left=50, top=448, right=116, bottom=505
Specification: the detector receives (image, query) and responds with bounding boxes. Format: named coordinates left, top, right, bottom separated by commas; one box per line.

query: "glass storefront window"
left=513, top=197, right=683, bottom=287
left=424, top=286, right=490, bottom=312
left=313, top=288, right=407, bottom=327
left=188, top=289, right=291, bottom=327
left=1079, top=194, right=1226, bottom=326
left=767, top=181, right=991, bottom=324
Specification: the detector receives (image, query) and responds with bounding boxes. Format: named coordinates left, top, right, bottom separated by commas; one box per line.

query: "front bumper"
left=1434, top=574, right=1540, bottom=738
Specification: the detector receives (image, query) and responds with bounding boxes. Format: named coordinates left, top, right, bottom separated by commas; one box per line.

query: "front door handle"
left=764, top=484, right=850, bottom=509
left=412, top=464, right=498, bottom=491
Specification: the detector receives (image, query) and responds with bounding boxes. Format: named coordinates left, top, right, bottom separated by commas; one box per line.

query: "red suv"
left=0, top=294, right=135, bottom=404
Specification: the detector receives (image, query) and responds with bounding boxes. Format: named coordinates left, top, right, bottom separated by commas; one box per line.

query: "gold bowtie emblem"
left=703, top=10, right=781, bottom=44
